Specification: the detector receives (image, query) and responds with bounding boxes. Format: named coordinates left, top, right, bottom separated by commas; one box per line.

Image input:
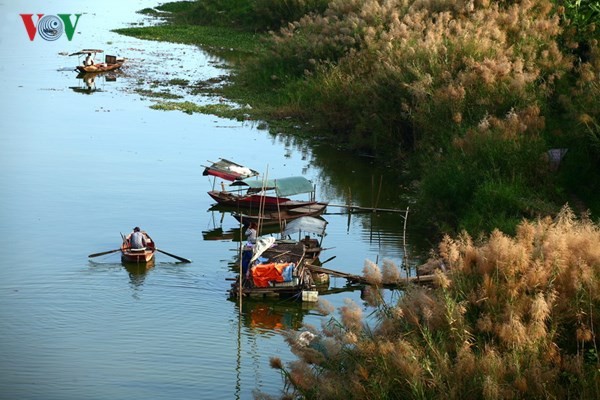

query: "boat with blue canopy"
left=208, top=175, right=326, bottom=211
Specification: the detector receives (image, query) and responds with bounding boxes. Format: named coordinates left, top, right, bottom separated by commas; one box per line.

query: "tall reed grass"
left=253, top=0, right=570, bottom=147
left=271, top=206, right=600, bottom=399
left=152, top=0, right=599, bottom=233
left=234, top=0, right=595, bottom=234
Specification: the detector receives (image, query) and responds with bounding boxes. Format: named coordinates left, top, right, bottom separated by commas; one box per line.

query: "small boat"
left=230, top=237, right=318, bottom=300
left=76, top=62, right=122, bottom=73
left=281, top=216, right=328, bottom=260
left=209, top=175, right=323, bottom=210
left=120, top=231, right=156, bottom=264
left=69, top=49, right=124, bottom=73
left=203, top=158, right=325, bottom=211
left=233, top=202, right=328, bottom=227
left=283, top=216, right=330, bottom=287
left=229, top=216, right=330, bottom=300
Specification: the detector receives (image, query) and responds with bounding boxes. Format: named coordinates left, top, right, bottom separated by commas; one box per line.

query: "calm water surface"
left=0, top=1, right=424, bottom=399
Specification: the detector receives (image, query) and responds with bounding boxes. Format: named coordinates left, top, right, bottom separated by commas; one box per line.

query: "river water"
left=0, top=1, right=425, bottom=399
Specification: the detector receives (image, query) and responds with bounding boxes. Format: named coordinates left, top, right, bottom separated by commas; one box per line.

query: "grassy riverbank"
left=114, top=1, right=600, bottom=398
left=115, top=0, right=599, bottom=240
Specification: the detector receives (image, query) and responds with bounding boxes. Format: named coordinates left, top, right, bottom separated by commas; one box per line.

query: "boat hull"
left=208, top=190, right=322, bottom=210
left=233, top=203, right=328, bottom=227
left=76, top=63, right=123, bottom=73
left=121, top=250, right=155, bottom=264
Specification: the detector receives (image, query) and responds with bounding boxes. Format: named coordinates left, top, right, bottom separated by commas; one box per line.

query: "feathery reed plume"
left=340, top=299, right=364, bottom=334
left=381, top=258, right=401, bottom=284
left=275, top=209, right=600, bottom=398
left=316, top=298, right=335, bottom=316
left=362, top=259, right=382, bottom=285
left=269, top=357, right=283, bottom=370
left=361, top=285, right=383, bottom=307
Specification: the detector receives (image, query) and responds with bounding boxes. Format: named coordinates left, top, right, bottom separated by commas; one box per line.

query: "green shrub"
left=416, top=106, right=562, bottom=235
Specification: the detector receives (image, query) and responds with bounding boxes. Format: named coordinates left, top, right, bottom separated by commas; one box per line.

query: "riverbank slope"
left=115, top=0, right=599, bottom=240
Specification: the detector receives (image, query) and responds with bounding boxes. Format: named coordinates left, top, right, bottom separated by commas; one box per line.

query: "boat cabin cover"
left=202, top=158, right=260, bottom=181
left=230, top=176, right=315, bottom=197
left=282, top=216, right=328, bottom=237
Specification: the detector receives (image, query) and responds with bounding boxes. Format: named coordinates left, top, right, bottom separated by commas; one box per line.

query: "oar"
left=88, top=249, right=120, bottom=258
left=156, top=248, right=192, bottom=263
left=320, top=255, right=337, bottom=265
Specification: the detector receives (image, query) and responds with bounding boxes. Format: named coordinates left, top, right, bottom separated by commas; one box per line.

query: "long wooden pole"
left=403, top=206, right=410, bottom=281
left=375, top=175, right=383, bottom=211
left=326, top=204, right=408, bottom=213
left=238, top=223, right=243, bottom=312
left=258, top=167, right=269, bottom=236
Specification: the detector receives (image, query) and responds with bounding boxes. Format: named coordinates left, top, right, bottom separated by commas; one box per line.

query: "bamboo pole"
left=375, top=175, right=383, bottom=212
left=238, top=223, right=243, bottom=312
left=326, top=203, right=408, bottom=214
left=259, top=167, right=269, bottom=235
left=403, top=206, right=410, bottom=281
left=346, top=187, right=352, bottom=233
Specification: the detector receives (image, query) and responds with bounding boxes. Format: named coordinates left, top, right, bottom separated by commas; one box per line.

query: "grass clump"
left=272, top=206, right=600, bottom=399
left=150, top=101, right=250, bottom=120
left=135, top=88, right=183, bottom=100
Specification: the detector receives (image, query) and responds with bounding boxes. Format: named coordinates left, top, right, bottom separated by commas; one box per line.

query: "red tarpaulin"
left=251, top=263, right=292, bottom=288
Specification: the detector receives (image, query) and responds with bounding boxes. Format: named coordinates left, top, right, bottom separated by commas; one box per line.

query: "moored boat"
left=202, top=158, right=259, bottom=182
left=121, top=230, right=156, bottom=264
left=232, top=202, right=328, bottom=228
left=230, top=237, right=317, bottom=300
left=203, top=158, right=325, bottom=211
left=209, top=175, right=322, bottom=210
left=229, top=216, right=330, bottom=300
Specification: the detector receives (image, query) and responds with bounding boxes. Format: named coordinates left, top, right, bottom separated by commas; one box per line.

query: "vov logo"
left=20, top=14, right=82, bottom=41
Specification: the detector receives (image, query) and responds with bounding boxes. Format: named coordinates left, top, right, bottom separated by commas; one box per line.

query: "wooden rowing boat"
left=208, top=190, right=289, bottom=209
left=121, top=231, right=156, bottom=264
left=76, top=62, right=123, bottom=73
left=70, top=49, right=124, bottom=74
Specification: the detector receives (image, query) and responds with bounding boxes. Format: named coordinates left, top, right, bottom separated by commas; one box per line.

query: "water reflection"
left=122, top=259, right=154, bottom=288
left=232, top=298, right=318, bottom=332
left=68, top=71, right=122, bottom=94
left=203, top=206, right=288, bottom=242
